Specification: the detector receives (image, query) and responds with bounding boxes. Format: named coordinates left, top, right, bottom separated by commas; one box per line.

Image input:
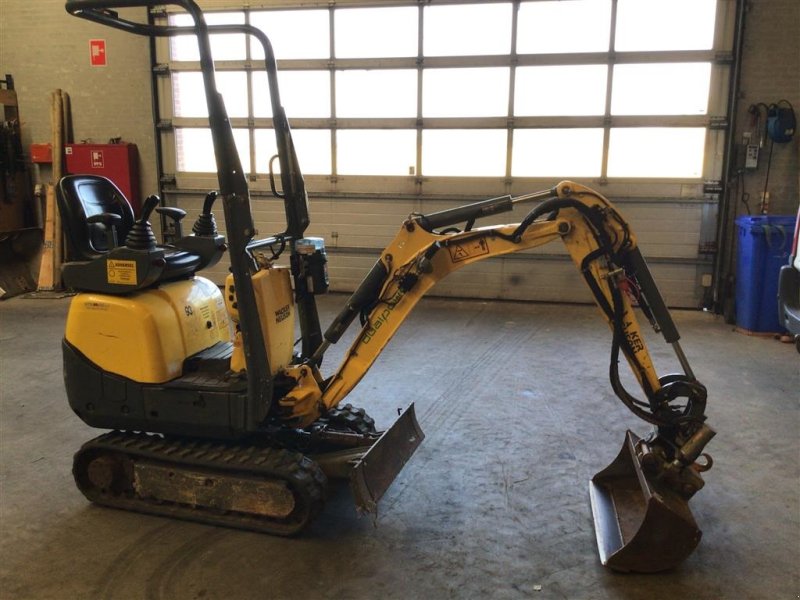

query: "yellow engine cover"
left=65, top=277, right=231, bottom=384
left=225, top=266, right=295, bottom=376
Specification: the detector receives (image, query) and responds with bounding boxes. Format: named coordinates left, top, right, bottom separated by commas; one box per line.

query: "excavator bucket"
left=589, top=430, right=702, bottom=573
left=350, top=404, right=424, bottom=514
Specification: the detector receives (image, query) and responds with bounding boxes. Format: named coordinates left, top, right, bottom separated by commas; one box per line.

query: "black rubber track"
left=73, top=431, right=327, bottom=536
left=323, top=404, right=377, bottom=435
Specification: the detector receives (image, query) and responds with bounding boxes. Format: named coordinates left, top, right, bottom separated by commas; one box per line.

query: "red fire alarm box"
left=30, top=143, right=53, bottom=163
left=65, top=143, right=141, bottom=213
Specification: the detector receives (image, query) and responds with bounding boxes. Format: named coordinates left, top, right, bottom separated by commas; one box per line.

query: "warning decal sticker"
left=447, top=238, right=490, bottom=263
left=107, top=259, right=138, bottom=285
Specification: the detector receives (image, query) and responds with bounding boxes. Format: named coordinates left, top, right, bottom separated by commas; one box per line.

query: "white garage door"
left=151, top=0, right=733, bottom=308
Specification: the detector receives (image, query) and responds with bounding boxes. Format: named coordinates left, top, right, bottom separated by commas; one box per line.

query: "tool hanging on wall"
left=767, top=100, right=796, bottom=144
left=0, top=74, right=31, bottom=232
left=759, top=100, right=795, bottom=214
left=743, top=100, right=796, bottom=215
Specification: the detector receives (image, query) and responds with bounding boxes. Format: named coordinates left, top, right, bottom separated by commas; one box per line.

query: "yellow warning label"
left=448, top=238, right=490, bottom=263
left=107, top=259, right=138, bottom=285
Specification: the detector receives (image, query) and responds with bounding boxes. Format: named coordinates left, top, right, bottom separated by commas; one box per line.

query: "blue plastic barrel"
left=735, top=215, right=796, bottom=333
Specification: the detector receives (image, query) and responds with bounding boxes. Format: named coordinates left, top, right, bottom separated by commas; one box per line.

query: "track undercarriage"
left=72, top=404, right=423, bottom=535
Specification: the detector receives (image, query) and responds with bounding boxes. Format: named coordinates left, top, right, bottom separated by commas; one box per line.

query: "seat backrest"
left=57, top=175, right=136, bottom=261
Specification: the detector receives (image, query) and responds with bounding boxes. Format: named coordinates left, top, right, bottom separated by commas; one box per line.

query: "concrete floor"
left=0, top=293, right=797, bottom=599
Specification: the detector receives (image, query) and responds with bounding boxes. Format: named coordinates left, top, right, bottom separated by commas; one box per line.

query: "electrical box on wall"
left=744, top=144, right=759, bottom=170
left=65, top=142, right=141, bottom=213
left=735, top=143, right=760, bottom=172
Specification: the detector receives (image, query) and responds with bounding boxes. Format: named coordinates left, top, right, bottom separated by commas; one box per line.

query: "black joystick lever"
left=125, top=195, right=160, bottom=251
left=156, top=206, right=188, bottom=239
left=192, top=191, right=219, bottom=236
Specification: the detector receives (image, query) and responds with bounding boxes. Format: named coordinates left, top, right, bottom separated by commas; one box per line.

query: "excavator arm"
left=290, top=181, right=710, bottom=440
left=281, top=181, right=714, bottom=572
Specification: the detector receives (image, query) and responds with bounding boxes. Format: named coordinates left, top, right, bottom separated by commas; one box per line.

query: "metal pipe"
left=711, top=0, right=747, bottom=312
left=510, top=188, right=556, bottom=205
left=310, top=340, right=330, bottom=365
left=246, top=235, right=289, bottom=252
left=672, top=341, right=695, bottom=380
left=147, top=7, right=167, bottom=236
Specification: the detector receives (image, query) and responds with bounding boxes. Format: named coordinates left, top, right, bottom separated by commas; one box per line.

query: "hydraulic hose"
left=512, top=195, right=682, bottom=426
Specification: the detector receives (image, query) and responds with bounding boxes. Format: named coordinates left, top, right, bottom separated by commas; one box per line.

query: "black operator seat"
left=57, top=175, right=225, bottom=294
left=58, top=174, right=136, bottom=260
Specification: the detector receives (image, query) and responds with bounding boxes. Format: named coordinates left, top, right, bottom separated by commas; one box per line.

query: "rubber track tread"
left=324, top=404, right=377, bottom=435
left=73, top=431, right=327, bottom=536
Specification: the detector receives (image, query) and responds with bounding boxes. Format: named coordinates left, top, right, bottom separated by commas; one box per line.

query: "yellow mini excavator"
left=61, top=0, right=715, bottom=573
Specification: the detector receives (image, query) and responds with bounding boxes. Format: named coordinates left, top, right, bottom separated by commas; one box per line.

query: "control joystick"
left=124, top=195, right=160, bottom=251
left=192, top=191, right=219, bottom=237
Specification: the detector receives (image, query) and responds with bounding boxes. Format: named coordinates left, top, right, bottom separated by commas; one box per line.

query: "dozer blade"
left=350, top=403, right=424, bottom=514
left=589, top=430, right=701, bottom=573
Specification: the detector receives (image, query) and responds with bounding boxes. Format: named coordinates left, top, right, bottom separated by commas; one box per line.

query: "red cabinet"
left=65, top=143, right=141, bottom=213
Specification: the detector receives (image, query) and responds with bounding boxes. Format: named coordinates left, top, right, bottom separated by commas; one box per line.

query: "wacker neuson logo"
left=275, top=304, right=291, bottom=323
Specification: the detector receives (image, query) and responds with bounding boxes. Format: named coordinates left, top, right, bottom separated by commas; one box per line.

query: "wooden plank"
left=52, top=90, right=64, bottom=279
left=36, top=185, right=56, bottom=291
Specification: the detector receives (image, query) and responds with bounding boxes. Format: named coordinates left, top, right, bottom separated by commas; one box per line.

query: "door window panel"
left=173, top=71, right=248, bottom=118
left=423, top=130, right=507, bottom=177
left=424, top=3, right=513, bottom=56
left=615, top=0, right=716, bottom=51
left=512, top=129, right=604, bottom=177
left=337, top=130, right=416, bottom=176
left=250, top=10, right=330, bottom=60
left=611, top=63, right=711, bottom=115
left=176, top=128, right=250, bottom=173
left=607, top=128, right=706, bottom=178
left=169, top=12, right=246, bottom=61
left=336, top=70, right=417, bottom=118
left=517, top=1, right=611, bottom=54
left=423, top=68, right=509, bottom=118
left=255, top=129, right=331, bottom=175
left=515, top=65, right=607, bottom=116
left=253, top=71, right=330, bottom=118
left=335, top=7, right=418, bottom=58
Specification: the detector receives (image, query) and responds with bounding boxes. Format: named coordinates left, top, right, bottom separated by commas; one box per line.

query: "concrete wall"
left=0, top=1, right=158, bottom=196
left=732, top=0, right=800, bottom=216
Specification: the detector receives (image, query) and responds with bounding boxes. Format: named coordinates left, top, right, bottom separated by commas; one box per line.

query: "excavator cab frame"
left=63, top=0, right=715, bottom=573
left=65, top=0, right=325, bottom=434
